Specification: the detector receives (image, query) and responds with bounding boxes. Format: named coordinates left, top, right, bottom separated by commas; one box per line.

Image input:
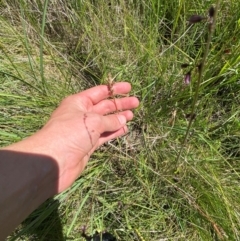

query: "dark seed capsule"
left=82, top=230, right=116, bottom=241
left=209, top=6, right=215, bottom=18
left=224, top=49, right=231, bottom=54
left=188, top=15, right=206, bottom=24
left=196, top=62, right=203, bottom=72
left=185, top=113, right=196, bottom=121
left=181, top=63, right=190, bottom=68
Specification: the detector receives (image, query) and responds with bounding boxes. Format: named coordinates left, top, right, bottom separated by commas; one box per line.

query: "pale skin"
left=0, top=82, right=139, bottom=240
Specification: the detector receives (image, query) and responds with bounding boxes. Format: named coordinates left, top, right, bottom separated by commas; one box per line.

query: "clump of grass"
left=2, top=0, right=240, bottom=240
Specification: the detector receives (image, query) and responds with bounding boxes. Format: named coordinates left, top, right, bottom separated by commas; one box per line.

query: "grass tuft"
left=1, top=0, right=240, bottom=240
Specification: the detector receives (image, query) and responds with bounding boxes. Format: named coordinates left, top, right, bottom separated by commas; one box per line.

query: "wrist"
left=3, top=129, right=85, bottom=194
left=2, top=135, right=59, bottom=197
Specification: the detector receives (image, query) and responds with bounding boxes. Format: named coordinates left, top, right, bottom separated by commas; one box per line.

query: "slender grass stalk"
left=19, top=2, right=38, bottom=84
left=66, top=191, right=91, bottom=236
left=0, top=42, right=42, bottom=92
left=40, top=0, right=49, bottom=94
left=176, top=1, right=221, bottom=163
left=0, top=70, right=41, bottom=92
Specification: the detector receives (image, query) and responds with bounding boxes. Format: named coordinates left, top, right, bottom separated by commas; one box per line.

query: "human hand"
left=9, top=82, right=139, bottom=193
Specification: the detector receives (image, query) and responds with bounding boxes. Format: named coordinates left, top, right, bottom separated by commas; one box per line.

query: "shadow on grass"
left=21, top=199, right=65, bottom=241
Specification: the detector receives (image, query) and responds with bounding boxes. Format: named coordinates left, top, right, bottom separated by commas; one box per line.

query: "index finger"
left=78, top=82, right=132, bottom=105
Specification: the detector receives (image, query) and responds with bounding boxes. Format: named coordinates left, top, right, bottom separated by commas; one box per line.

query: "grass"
left=1, top=0, right=240, bottom=240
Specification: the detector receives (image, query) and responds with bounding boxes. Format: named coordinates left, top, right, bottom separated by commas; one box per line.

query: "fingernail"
left=118, top=115, right=126, bottom=125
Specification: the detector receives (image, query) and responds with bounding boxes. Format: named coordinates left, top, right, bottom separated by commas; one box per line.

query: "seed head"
left=181, top=63, right=190, bottom=68
left=208, top=6, right=215, bottom=18
left=188, top=15, right=206, bottom=24
left=196, top=62, right=203, bottom=73
left=185, top=113, right=196, bottom=121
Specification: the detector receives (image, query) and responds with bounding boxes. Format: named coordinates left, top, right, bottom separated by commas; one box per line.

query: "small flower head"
left=184, top=71, right=191, bottom=85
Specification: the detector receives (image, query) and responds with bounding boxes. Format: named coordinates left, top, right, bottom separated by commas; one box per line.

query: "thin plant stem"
left=176, top=1, right=221, bottom=163
left=19, top=2, right=38, bottom=84
left=40, top=0, right=49, bottom=95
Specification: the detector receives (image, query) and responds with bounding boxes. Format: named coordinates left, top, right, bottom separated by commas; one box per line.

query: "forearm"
left=0, top=148, right=58, bottom=240
left=0, top=83, right=139, bottom=239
